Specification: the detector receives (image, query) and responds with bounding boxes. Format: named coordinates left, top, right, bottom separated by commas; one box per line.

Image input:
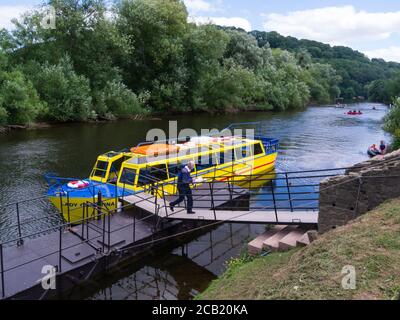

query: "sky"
left=2, top=0, right=400, bottom=62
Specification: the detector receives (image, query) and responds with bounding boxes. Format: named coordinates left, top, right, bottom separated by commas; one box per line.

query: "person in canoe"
left=379, top=140, right=387, bottom=155
left=367, top=144, right=381, bottom=157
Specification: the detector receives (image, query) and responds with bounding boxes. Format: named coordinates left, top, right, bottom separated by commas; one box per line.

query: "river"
left=0, top=103, right=391, bottom=299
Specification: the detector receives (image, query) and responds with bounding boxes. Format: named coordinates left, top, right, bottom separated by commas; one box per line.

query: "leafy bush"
left=384, top=99, right=400, bottom=132
left=197, top=59, right=258, bottom=112
left=100, top=80, right=147, bottom=117
left=33, top=56, right=92, bottom=122
left=384, top=98, right=400, bottom=150
left=0, top=70, right=45, bottom=124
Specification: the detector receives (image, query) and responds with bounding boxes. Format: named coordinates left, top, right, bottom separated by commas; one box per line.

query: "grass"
left=197, top=198, right=400, bottom=300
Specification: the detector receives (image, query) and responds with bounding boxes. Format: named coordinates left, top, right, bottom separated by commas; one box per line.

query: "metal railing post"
left=285, top=173, right=294, bottom=212
left=133, top=215, right=136, bottom=242
left=59, top=192, right=64, bottom=218
left=227, top=176, right=233, bottom=201
left=154, top=183, right=158, bottom=214
left=16, top=203, right=23, bottom=246
left=209, top=182, right=216, bottom=220
left=86, top=203, right=89, bottom=239
left=58, top=226, right=62, bottom=273
left=0, top=243, right=4, bottom=298
left=102, top=205, right=106, bottom=253
left=107, top=209, right=111, bottom=254
left=122, top=181, right=126, bottom=211
left=271, top=183, right=278, bottom=223
left=66, top=192, right=71, bottom=223
left=114, top=183, right=118, bottom=212
left=81, top=203, right=85, bottom=239
left=161, top=183, right=168, bottom=218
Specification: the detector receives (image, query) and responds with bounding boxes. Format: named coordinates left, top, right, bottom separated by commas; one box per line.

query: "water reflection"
left=85, top=223, right=262, bottom=300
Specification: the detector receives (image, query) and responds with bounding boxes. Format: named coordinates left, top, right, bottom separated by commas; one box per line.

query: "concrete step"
left=263, top=226, right=298, bottom=251
left=296, top=232, right=311, bottom=247
left=278, top=228, right=308, bottom=251
left=296, top=230, right=318, bottom=247
left=248, top=226, right=286, bottom=255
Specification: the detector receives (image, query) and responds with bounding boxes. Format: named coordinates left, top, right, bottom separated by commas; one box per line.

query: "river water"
left=0, top=103, right=391, bottom=299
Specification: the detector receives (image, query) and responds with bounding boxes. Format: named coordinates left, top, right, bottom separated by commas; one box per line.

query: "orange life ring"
left=67, top=180, right=89, bottom=189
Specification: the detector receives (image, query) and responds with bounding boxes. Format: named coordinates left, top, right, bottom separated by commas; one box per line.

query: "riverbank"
left=197, top=198, right=400, bottom=300
left=0, top=114, right=159, bottom=134
left=0, top=102, right=378, bottom=135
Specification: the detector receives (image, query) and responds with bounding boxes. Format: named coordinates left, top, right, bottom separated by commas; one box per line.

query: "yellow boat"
left=46, top=123, right=279, bottom=223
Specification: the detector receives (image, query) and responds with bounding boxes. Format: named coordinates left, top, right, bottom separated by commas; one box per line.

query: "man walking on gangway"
left=169, top=160, right=196, bottom=214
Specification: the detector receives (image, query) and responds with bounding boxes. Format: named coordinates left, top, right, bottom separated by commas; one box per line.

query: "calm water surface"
left=0, top=103, right=391, bottom=299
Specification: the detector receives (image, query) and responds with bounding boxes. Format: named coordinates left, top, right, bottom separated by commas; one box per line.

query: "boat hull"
left=46, top=179, right=133, bottom=223
left=48, top=195, right=118, bottom=223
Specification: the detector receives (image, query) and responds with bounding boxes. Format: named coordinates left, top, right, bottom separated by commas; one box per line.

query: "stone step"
left=296, top=233, right=311, bottom=247
left=278, top=228, right=309, bottom=251
left=296, top=230, right=318, bottom=247
left=248, top=226, right=286, bottom=255
left=263, top=226, right=298, bottom=251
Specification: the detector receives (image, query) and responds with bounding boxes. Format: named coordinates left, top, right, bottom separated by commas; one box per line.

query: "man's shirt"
left=178, top=166, right=193, bottom=184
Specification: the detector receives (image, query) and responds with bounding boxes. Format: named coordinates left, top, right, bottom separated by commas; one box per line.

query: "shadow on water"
left=0, top=103, right=391, bottom=298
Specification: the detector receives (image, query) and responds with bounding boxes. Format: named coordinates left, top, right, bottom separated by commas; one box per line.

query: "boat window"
left=254, top=143, right=263, bottom=155
left=242, top=145, right=253, bottom=158
left=137, top=164, right=168, bottom=186
left=108, top=156, right=130, bottom=182
left=119, top=168, right=137, bottom=186
left=219, top=148, right=234, bottom=164
left=196, top=153, right=217, bottom=171
left=234, top=148, right=243, bottom=161
left=110, top=156, right=129, bottom=173
left=93, top=160, right=108, bottom=178
left=219, top=152, right=225, bottom=164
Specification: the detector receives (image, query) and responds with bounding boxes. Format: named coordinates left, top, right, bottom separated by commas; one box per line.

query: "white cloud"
left=189, top=16, right=252, bottom=31
left=263, top=6, right=400, bottom=46
left=0, top=5, right=32, bottom=30
left=365, top=47, right=400, bottom=63
left=184, top=0, right=213, bottom=13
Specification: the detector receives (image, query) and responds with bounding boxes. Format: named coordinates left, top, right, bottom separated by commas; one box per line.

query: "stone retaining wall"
left=318, top=149, right=400, bottom=233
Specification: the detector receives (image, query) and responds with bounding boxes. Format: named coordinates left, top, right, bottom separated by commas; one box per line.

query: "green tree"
left=306, top=63, right=341, bottom=103
left=224, top=30, right=265, bottom=70
left=117, top=0, right=189, bottom=111
left=33, top=56, right=92, bottom=122
left=184, top=24, right=230, bottom=109
left=0, top=70, right=45, bottom=124
left=255, top=49, right=310, bottom=111
left=95, top=80, right=148, bottom=118
left=198, top=59, right=258, bottom=113
left=9, top=0, right=130, bottom=89
left=384, top=98, right=400, bottom=150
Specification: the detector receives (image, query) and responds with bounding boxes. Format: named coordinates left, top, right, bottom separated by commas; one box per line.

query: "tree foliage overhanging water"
left=0, top=0, right=399, bottom=127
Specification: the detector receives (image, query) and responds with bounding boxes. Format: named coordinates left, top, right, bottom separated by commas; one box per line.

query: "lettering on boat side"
left=152, top=304, right=248, bottom=317
left=64, top=202, right=115, bottom=208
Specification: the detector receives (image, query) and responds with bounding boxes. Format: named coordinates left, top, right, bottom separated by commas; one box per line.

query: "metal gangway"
left=122, top=167, right=348, bottom=225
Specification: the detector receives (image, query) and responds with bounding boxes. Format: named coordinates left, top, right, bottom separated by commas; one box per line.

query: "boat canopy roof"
left=122, top=136, right=261, bottom=166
